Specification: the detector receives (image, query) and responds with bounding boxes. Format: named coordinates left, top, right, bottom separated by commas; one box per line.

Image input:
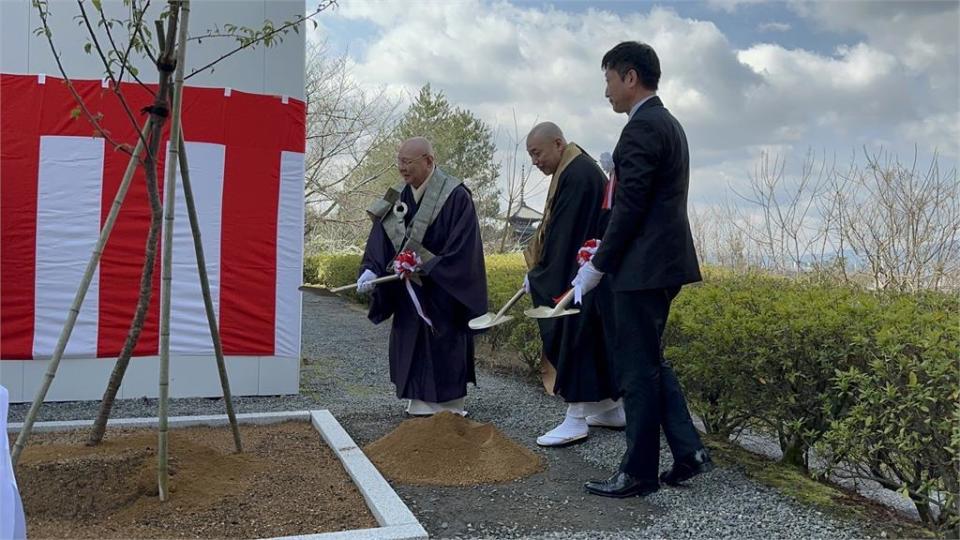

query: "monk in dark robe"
left=357, top=137, right=488, bottom=416
left=523, top=122, right=623, bottom=446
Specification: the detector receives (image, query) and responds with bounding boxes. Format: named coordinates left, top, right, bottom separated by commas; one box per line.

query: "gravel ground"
left=10, top=293, right=903, bottom=539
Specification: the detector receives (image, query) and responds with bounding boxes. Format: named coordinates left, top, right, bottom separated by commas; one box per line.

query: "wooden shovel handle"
left=551, top=288, right=576, bottom=314
left=493, top=287, right=526, bottom=320
left=330, top=273, right=401, bottom=293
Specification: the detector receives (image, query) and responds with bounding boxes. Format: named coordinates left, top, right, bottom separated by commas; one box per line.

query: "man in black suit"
left=572, top=41, right=714, bottom=498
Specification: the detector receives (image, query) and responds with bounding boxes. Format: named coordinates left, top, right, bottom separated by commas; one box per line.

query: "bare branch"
left=77, top=0, right=149, bottom=150
left=184, top=0, right=338, bottom=80
left=33, top=0, right=135, bottom=158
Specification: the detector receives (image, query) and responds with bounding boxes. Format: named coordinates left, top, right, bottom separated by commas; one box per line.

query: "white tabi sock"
left=586, top=399, right=626, bottom=428
left=581, top=398, right=620, bottom=418
left=537, top=404, right=589, bottom=447
left=437, top=397, right=467, bottom=416
left=406, top=399, right=439, bottom=416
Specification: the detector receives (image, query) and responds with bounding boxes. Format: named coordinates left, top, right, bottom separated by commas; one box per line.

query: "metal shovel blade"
left=468, top=313, right=515, bottom=330
left=468, top=287, right=527, bottom=330
left=298, top=285, right=328, bottom=296
left=523, top=287, right=579, bottom=319
left=523, top=306, right=580, bottom=319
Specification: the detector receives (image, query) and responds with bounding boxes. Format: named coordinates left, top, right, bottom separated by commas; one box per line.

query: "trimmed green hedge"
left=666, top=275, right=958, bottom=532
left=304, top=253, right=365, bottom=303
left=307, top=252, right=958, bottom=532
left=483, top=254, right=540, bottom=369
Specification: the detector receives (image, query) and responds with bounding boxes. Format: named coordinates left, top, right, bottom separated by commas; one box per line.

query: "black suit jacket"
left=591, top=96, right=702, bottom=291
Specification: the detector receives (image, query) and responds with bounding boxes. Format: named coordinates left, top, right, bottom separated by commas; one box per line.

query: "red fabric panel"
left=0, top=75, right=42, bottom=358
left=1, top=73, right=306, bottom=359
left=97, top=82, right=164, bottom=357
left=218, top=92, right=282, bottom=353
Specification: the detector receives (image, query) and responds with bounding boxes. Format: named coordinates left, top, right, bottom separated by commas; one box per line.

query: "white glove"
left=571, top=262, right=603, bottom=305
left=357, top=268, right=377, bottom=294
left=522, top=273, right=530, bottom=293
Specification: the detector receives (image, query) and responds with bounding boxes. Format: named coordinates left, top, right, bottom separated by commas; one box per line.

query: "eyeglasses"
left=396, top=154, right=428, bottom=168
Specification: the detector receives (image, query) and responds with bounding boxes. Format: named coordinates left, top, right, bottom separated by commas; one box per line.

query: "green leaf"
left=69, top=107, right=81, bottom=120
left=92, top=0, right=102, bottom=11
left=84, top=42, right=92, bottom=53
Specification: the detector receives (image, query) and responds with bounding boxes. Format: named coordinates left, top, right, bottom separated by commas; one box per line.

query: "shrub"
left=311, top=253, right=365, bottom=303
left=666, top=276, right=774, bottom=439
left=670, top=278, right=905, bottom=469
left=668, top=276, right=959, bottom=533
left=479, top=254, right=541, bottom=370
left=303, top=254, right=321, bottom=284
left=819, top=291, right=959, bottom=534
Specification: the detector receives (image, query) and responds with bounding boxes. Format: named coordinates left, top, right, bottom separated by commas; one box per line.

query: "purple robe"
left=360, top=182, right=488, bottom=402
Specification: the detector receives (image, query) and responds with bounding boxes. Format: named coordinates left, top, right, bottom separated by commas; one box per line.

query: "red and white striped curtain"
left=0, top=73, right=305, bottom=361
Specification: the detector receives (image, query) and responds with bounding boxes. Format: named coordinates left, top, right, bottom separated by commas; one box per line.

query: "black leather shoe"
left=659, top=447, right=715, bottom=486
left=584, top=471, right=659, bottom=498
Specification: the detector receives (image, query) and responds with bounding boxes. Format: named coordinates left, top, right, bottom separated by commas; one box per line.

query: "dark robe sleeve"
left=360, top=217, right=401, bottom=324
left=419, top=185, right=489, bottom=319
left=528, top=158, right=606, bottom=302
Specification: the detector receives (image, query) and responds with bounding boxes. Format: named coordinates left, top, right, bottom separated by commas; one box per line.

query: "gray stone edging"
left=8, top=410, right=428, bottom=540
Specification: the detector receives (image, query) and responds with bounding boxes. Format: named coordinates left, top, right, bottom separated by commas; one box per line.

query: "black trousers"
left=601, top=285, right=703, bottom=482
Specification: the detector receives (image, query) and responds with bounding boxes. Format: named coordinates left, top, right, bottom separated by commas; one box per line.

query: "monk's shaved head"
left=526, top=122, right=566, bottom=146
left=399, top=136, right=435, bottom=159
left=526, top=122, right=568, bottom=175
left=397, top=136, right=436, bottom=187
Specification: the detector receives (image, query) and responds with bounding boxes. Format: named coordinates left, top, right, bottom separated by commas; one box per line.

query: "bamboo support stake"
left=158, top=0, right=190, bottom=502
left=10, top=117, right=154, bottom=467
left=177, top=130, right=242, bottom=453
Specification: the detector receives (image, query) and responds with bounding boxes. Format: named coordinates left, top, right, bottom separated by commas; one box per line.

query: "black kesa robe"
left=360, top=183, right=488, bottom=403
left=528, top=153, right=618, bottom=402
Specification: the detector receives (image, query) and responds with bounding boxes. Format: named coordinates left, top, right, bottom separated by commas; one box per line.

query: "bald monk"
left=357, top=137, right=488, bottom=416
left=524, top=122, right=623, bottom=446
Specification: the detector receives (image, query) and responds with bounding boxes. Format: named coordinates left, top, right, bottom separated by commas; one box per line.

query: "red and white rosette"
left=573, top=238, right=601, bottom=304
left=393, top=250, right=433, bottom=327
left=576, top=238, right=601, bottom=267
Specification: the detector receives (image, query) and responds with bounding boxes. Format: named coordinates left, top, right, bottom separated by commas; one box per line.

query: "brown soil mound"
left=15, top=421, right=377, bottom=539
left=19, top=430, right=263, bottom=521
left=364, top=411, right=543, bottom=486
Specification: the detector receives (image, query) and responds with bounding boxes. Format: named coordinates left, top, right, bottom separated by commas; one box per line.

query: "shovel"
left=469, top=287, right=526, bottom=330
left=523, top=288, right=580, bottom=319
left=299, top=273, right=401, bottom=295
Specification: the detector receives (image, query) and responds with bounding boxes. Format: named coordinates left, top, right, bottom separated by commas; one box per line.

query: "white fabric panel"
left=164, top=142, right=225, bottom=354
left=33, top=136, right=103, bottom=358
left=274, top=151, right=304, bottom=358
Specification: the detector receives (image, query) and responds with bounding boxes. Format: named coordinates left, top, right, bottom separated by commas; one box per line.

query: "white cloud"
left=320, top=0, right=958, bottom=210
left=757, top=21, right=791, bottom=33
left=706, top=0, right=768, bottom=13
left=789, top=0, right=958, bottom=81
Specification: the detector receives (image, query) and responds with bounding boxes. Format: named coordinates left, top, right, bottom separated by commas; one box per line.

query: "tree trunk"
left=85, top=0, right=179, bottom=450
left=87, top=117, right=165, bottom=446
left=780, top=436, right=808, bottom=470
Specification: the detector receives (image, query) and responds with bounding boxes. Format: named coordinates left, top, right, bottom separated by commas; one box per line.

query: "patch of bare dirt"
left=14, top=421, right=377, bottom=539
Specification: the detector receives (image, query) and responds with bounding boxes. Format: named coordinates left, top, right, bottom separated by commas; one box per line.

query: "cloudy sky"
left=311, top=0, right=959, bottom=210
